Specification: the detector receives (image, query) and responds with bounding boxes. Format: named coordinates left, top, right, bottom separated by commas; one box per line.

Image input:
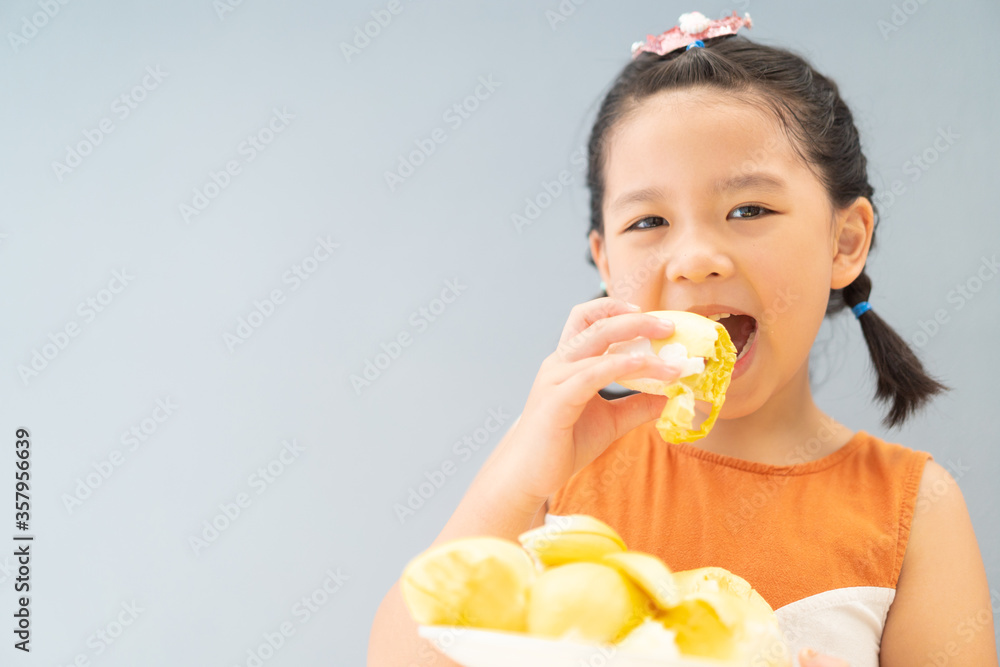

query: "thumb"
left=799, top=647, right=851, bottom=667
left=606, top=392, right=669, bottom=440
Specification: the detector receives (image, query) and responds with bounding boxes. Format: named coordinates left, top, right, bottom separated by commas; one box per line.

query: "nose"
left=664, top=225, right=735, bottom=284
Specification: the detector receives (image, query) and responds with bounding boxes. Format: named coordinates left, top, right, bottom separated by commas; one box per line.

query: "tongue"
left=721, top=315, right=756, bottom=355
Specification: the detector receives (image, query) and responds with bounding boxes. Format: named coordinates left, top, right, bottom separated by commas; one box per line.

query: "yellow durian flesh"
left=655, top=596, right=738, bottom=660
left=610, top=311, right=737, bottom=444
left=518, top=514, right=627, bottom=567
left=401, top=518, right=792, bottom=667
left=601, top=551, right=681, bottom=609
left=526, top=562, right=653, bottom=643
left=672, top=566, right=778, bottom=628
left=660, top=567, right=791, bottom=666
left=548, top=514, right=628, bottom=547
left=521, top=533, right=624, bottom=567
left=401, top=536, right=535, bottom=631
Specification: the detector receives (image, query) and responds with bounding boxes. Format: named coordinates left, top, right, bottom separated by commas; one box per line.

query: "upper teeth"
left=707, top=313, right=734, bottom=321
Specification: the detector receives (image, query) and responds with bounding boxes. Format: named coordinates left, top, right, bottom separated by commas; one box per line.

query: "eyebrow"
left=609, top=172, right=789, bottom=213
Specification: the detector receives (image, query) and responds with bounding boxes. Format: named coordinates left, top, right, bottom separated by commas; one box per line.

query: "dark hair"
left=585, top=35, right=947, bottom=428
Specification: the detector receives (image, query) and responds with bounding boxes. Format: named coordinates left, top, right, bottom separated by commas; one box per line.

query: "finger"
left=557, top=297, right=643, bottom=347
left=548, top=347, right=681, bottom=386
left=556, top=353, right=682, bottom=411
left=799, top=648, right=851, bottom=667
left=604, top=391, right=671, bottom=442
left=557, top=311, right=675, bottom=363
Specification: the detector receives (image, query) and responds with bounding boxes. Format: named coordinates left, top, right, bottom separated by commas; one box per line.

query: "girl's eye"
left=627, top=206, right=771, bottom=230
left=730, top=204, right=771, bottom=219
left=628, top=216, right=668, bottom=231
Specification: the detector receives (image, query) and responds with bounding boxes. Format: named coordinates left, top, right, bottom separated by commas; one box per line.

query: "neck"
left=690, top=360, right=855, bottom=466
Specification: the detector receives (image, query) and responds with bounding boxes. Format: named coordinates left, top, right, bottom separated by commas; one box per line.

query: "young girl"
left=369, top=12, right=997, bottom=667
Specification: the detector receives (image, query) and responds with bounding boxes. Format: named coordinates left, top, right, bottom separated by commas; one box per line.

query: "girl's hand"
left=799, top=647, right=851, bottom=666
left=500, top=297, right=682, bottom=505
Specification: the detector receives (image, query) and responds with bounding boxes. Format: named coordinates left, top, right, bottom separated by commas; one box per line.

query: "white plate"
left=417, top=625, right=744, bottom=667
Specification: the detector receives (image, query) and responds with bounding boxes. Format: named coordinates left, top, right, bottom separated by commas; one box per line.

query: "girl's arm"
left=879, top=459, right=998, bottom=666
left=367, top=299, right=681, bottom=666
left=366, top=414, right=551, bottom=667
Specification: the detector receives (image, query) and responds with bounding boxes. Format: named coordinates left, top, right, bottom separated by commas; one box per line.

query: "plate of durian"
left=401, top=514, right=792, bottom=667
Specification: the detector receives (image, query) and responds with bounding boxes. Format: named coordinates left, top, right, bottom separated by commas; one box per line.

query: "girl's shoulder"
left=880, top=455, right=997, bottom=663
left=852, top=430, right=934, bottom=481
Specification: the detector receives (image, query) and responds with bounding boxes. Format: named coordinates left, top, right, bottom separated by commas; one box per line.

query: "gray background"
left=0, top=0, right=997, bottom=665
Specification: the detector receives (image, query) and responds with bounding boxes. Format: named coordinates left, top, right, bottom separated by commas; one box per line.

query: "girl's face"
left=590, top=87, right=872, bottom=418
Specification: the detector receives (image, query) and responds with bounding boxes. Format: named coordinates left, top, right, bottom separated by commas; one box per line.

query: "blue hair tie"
left=685, top=40, right=705, bottom=51
left=851, top=301, right=871, bottom=319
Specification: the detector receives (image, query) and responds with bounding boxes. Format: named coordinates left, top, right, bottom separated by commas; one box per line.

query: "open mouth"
left=708, top=313, right=757, bottom=361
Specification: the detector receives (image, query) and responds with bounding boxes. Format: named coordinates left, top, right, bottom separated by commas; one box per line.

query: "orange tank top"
left=546, top=418, right=933, bottom=666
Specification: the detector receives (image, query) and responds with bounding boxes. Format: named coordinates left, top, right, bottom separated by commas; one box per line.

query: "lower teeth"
left=736, top=328, right=756, bottom=362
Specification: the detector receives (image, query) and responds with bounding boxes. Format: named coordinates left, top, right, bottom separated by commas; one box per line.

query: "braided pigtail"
left=838, top=271, right=949, bottom=428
